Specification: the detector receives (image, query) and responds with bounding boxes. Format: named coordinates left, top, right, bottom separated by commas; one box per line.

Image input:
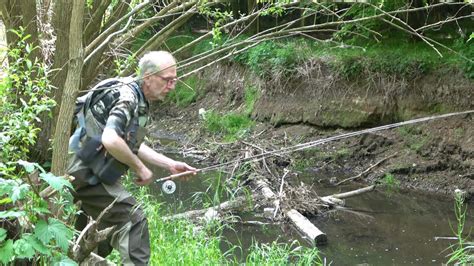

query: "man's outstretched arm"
left=137, top=143, right=197, bottom=176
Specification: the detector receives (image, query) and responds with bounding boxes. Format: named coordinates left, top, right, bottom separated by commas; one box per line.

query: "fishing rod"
left=157, top=110, right=474, bottom=194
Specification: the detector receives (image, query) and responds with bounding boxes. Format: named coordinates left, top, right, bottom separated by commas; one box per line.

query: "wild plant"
left=0, top=28, right=75, bottom=264
left=446, top=191, right=473, bottom=264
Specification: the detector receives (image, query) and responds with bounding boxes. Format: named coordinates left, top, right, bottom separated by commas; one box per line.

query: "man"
left=67, top=51, right=196, bottom=265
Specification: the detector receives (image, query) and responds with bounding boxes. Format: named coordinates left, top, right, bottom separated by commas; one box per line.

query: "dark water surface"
left=149, top=153, right=473, bottom=265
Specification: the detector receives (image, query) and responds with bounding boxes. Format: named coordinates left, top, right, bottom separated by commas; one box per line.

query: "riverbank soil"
left=150, top=60, right=474, bottom=202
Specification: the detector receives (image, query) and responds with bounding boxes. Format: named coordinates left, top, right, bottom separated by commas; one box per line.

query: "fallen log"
left=162, top=194, right=264, bottom=221
left=286, top=209, right=327, bottom=245
left=251, top=178, right=327, bottom=245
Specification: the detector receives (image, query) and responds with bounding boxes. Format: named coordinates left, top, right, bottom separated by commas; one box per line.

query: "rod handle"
left=156, top=169, right=200, bottom=183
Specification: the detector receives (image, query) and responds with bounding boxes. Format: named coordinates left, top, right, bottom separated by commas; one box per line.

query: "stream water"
left=148, top=149, right=473, bottom=265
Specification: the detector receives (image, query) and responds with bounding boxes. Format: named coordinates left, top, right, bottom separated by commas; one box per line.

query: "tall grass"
left=246, top=241, right=323, bottom=266
left=117, top=185, right=324, bottom=265
left=447, top=192, right=473, bottom=264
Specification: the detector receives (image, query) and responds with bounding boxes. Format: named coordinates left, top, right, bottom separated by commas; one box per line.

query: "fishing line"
left=156, top=110, right=474, bottom=188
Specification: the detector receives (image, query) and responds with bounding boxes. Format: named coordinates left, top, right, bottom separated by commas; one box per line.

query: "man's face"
left=143, top=65, right=177, bottom=101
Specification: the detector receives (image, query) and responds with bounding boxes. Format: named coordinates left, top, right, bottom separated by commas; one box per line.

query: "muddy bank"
left=150, top=60, right=473, bottom=201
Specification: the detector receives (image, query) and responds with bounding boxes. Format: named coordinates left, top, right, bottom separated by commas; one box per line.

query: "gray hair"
left=138, top=51, right=176, bottom=79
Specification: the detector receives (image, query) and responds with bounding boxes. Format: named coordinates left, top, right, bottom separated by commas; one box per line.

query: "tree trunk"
left=247, top=0, right=259, bottom=34
left=51, top=0, right=84, bottom=175
left=33, top=0, right=73, bottom=162
left=20, top=0, right=40, bottom=60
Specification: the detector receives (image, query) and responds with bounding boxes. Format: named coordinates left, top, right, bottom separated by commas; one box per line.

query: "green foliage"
left=453, top=36, right=474, bottom=79
left=204, top=110, right=254, bottom=141
left=166, top=75, right=199, bottom=107
left=244, top=85, right=259, bottom=115
left=331, top=50, right=429, bottom=79
left=234, top=40, right=304, bottom=78
left=0, top=28, right=76, bottom=264
left=379, top=173, right=400, bottom=191
left=113, top=55, right=136, bottom=76
left=246, top=241, right=323, bottom=265
left=0, top=27, right=55, bottom=163
left=0, top=162, right=75, bottom=263
left=335, top=1, right=407, bottom=43
left=34, top=218, right=73, bottom=252
left=0, top=239, right=14, bottom=264
left=447, top=191, right=473, bottom=264
left=197, top=4, right=232, bottom=47
left=398, top=125, right=429, bottom=152
left=125, top=185, right=321, bottom=265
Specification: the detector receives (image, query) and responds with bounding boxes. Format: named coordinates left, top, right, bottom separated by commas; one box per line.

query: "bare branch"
left=416, top=13, right=474, bottom=32
left=84, top=0, right=112, bottom=43
left=84, top=16, right=133, bottom=63
left=371, top=4, right=444, bottom=57
left=115, top=1, right=182, bottom=45
left=134, top=3, right=197, bottom=58
left=85, top=0, right=151, bottom=57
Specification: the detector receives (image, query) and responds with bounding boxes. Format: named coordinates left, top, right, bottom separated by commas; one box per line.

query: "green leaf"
left=48, top=218, right=73, bottom=252
left=0, top=228, right=7, bottom=242
left=34, top=219, right=53, bottom=244
left=40, top=173, right=73, bottom=191
left=0, top=239, right=14, bottom=264
left=0, top=179, right=16, bottom=197
left=23, top=234, right=50, bottom=255
left=0, top=198, right=12, bottom=205
left=11, top=183, right=30, bottom=203
left=53, top=256, right=78, bottom=266
left=0, top=210, right=26, bottom=219
left=13, top=238, right=35, bottom=259
left=32, top=206, right=51, bottom=215
left=18, top=159, right=35, bottom=173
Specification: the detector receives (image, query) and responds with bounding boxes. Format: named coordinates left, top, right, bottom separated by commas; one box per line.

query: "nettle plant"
left=0, top=28, right=76, bottom=264
left=0, top=162, right=76, bottom=265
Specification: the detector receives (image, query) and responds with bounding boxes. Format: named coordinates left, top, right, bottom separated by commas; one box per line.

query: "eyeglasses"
left=156, top=75, right=178, bottom=84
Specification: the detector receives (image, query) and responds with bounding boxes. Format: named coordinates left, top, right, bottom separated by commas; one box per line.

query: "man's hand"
left=169, top=161, right=198, bottom=181
left=134, top=164, right=154, bottom=186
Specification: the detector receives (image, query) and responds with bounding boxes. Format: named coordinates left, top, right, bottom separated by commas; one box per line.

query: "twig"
left=273, top=169, right=290, bottom=218
left=370, top=4, right=443, bottom=57
left=336, top=153, right=397, bottom=186
left=416, top=14, right=474, bottom=32
left=323, top=185, right=376, bottom=201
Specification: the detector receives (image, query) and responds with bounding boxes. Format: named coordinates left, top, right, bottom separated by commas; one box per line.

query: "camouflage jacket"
left=67, top=77, right=149, bottom=183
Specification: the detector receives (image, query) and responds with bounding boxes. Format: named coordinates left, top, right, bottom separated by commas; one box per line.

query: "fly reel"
left=162, top=180, right=176, bottom=194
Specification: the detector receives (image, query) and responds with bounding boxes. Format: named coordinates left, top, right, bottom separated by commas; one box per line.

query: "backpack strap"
left=69, top=78, right=122, bottom=152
